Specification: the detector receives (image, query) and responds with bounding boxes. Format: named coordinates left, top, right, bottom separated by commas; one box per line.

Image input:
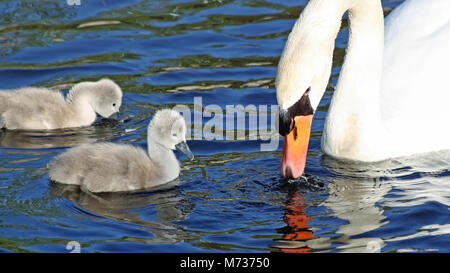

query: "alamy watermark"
left=366, top=240, right=382, bottom=253
left=66, top=0, right=81, bottom=6
left=66, top=241, right=81, bottom=253
left=172, top=97, right=280, bottom=151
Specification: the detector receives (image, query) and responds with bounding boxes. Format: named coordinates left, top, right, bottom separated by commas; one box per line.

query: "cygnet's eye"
left=172, top=133, right=177, bottom=137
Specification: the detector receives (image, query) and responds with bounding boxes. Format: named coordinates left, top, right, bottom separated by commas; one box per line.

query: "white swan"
left=276, top=0, right=450, bottom=178
left=0, top=78, right=122, bottom=130
left=48, top=109, right=194, bottom=193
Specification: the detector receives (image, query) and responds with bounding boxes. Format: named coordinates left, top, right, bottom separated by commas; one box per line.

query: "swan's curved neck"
left=333, top=0, right=384, bottom=115
left=320, top=0, right=388, bottom=160
left=67, top=83, right=89, bottom=104
left=147, top=138, right=180, bottom=182
left=66, top=83, right=97, bottom=126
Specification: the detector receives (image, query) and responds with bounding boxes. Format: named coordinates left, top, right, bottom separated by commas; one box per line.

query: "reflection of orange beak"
left=281, top=115, right=313, bottom=179
left=280, top=194, right=315, bottom=253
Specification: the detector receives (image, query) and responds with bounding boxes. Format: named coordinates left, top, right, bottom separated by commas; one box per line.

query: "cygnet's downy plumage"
left=0, top=78, right=122, bottom=130
left=48, top=109, right=194, bottom=193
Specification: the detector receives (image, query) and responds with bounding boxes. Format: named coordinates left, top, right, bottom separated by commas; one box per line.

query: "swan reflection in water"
left=273, top=151, right=450, bottom=253
left=0, top=118, right=120, bottom=149
left=49, top=179, right=193, bottom=245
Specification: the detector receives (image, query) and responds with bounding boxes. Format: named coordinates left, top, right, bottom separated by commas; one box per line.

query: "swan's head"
left=70, top=78, right=123, bottom=118
left=89, top=79, right=123, bottom=118
left=148, top=109, right=194, bottom=160
left=276, top=14, right=335, bottom=179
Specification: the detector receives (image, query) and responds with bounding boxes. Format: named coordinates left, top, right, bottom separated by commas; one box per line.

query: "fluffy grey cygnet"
left=0, top=78, right=122, bottom=130
left=48, top=109, right=194, bottom=193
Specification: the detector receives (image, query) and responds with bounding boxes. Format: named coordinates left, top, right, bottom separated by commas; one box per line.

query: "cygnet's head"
left=70, top=78, right=123, bottom=118
left=148, top=109, right=194, bottom=160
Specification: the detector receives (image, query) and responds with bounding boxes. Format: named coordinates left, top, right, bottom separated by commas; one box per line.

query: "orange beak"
left=281, top=115, right=313, bottom=179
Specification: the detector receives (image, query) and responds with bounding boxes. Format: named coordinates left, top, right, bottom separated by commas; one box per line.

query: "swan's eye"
left=112, top=103, right=116, bottom=107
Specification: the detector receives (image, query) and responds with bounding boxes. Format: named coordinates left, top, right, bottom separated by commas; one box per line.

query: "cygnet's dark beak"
left=97, top=111, right=120, bottom=127
left=111, top=111, right=120, bottom=120
left=175, top=141, right=194, bottom=161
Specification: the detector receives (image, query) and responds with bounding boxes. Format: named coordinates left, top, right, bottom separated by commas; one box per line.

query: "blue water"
left=0, top=0, right=449, bottom=253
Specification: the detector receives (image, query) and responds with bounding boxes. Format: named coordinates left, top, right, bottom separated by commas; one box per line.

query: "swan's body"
left=276, top=0, right=450, bottom=178
left=48, top=109, right=194, bottom=193
left=380, top=0, right=450, bottom=156
left=0, top=79, right=122, bottom=130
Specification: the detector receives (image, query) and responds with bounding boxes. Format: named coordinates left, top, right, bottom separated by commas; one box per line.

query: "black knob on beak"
left=277, top=87, right=314, bottom=136
left=278, top=108, right=295, bottom=136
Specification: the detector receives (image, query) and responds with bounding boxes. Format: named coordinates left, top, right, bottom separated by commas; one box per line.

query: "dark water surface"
left=0, top=0, right=449, bottom=253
